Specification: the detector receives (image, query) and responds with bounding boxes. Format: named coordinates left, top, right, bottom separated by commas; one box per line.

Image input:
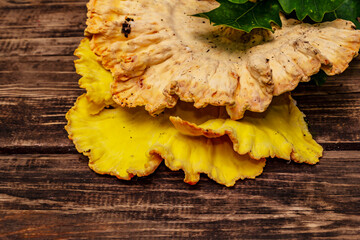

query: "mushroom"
left=65, top=38, right=322, bottom=186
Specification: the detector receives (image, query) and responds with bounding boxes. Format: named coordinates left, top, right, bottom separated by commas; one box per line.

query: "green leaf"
left=310, top=70, right=327, bottom=86
left=323, top=0, right=360, bottom=29
left=195, top=0, right=282, bottom=33
left=228, top=0, right=249, bottom=3
left=278, top=0, right=345, bottom=22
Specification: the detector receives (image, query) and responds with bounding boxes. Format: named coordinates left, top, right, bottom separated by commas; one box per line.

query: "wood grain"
left=0, top=153, right=359, bottom=239
left=0, top=0, right=360, bottom=238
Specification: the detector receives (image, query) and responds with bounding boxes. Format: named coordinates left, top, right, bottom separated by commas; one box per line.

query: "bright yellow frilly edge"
left=65, top=38, right=323, bottom=187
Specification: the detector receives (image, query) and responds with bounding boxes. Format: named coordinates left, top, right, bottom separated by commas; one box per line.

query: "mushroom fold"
left=170, top=94, right=323, bottom=165
left=75, top=38, right=115, bottom=114
left=85, top=0, right=360, bottom=119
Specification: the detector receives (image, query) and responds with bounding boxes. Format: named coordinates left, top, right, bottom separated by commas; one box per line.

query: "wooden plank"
left=0, top=152, right=359, bottom=239
left=0, top=55, right=77, bottom=72
left=0, top=37, right=83, bottom=57
left=0, top=4, right=87, bottom=39
left=0, top=2, right=86, bottom=54
left=0, top=96, right=79, bottom=152
left=0, top=0, right=88, bottom=7
left=0, top=4, right=86, bottom=27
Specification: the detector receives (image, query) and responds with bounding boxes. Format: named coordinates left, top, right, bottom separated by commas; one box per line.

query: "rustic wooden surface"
left=0, top=1, right=359, bottom=239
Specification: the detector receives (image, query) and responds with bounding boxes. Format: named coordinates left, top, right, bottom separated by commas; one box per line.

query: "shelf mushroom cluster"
left=66, top=0, right=360, bottom=186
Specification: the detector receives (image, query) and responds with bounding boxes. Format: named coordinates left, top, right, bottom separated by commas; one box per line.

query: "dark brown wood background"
left=0, top=1, right=359, bottom=239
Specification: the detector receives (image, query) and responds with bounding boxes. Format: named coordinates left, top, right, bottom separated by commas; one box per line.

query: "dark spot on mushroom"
left=122, top=18, right=134, bottom=38
left=139, top=78, right=144, bottom=88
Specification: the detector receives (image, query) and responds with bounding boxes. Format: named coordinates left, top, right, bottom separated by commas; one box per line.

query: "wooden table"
left=1, top=1, right=359, bottom=238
